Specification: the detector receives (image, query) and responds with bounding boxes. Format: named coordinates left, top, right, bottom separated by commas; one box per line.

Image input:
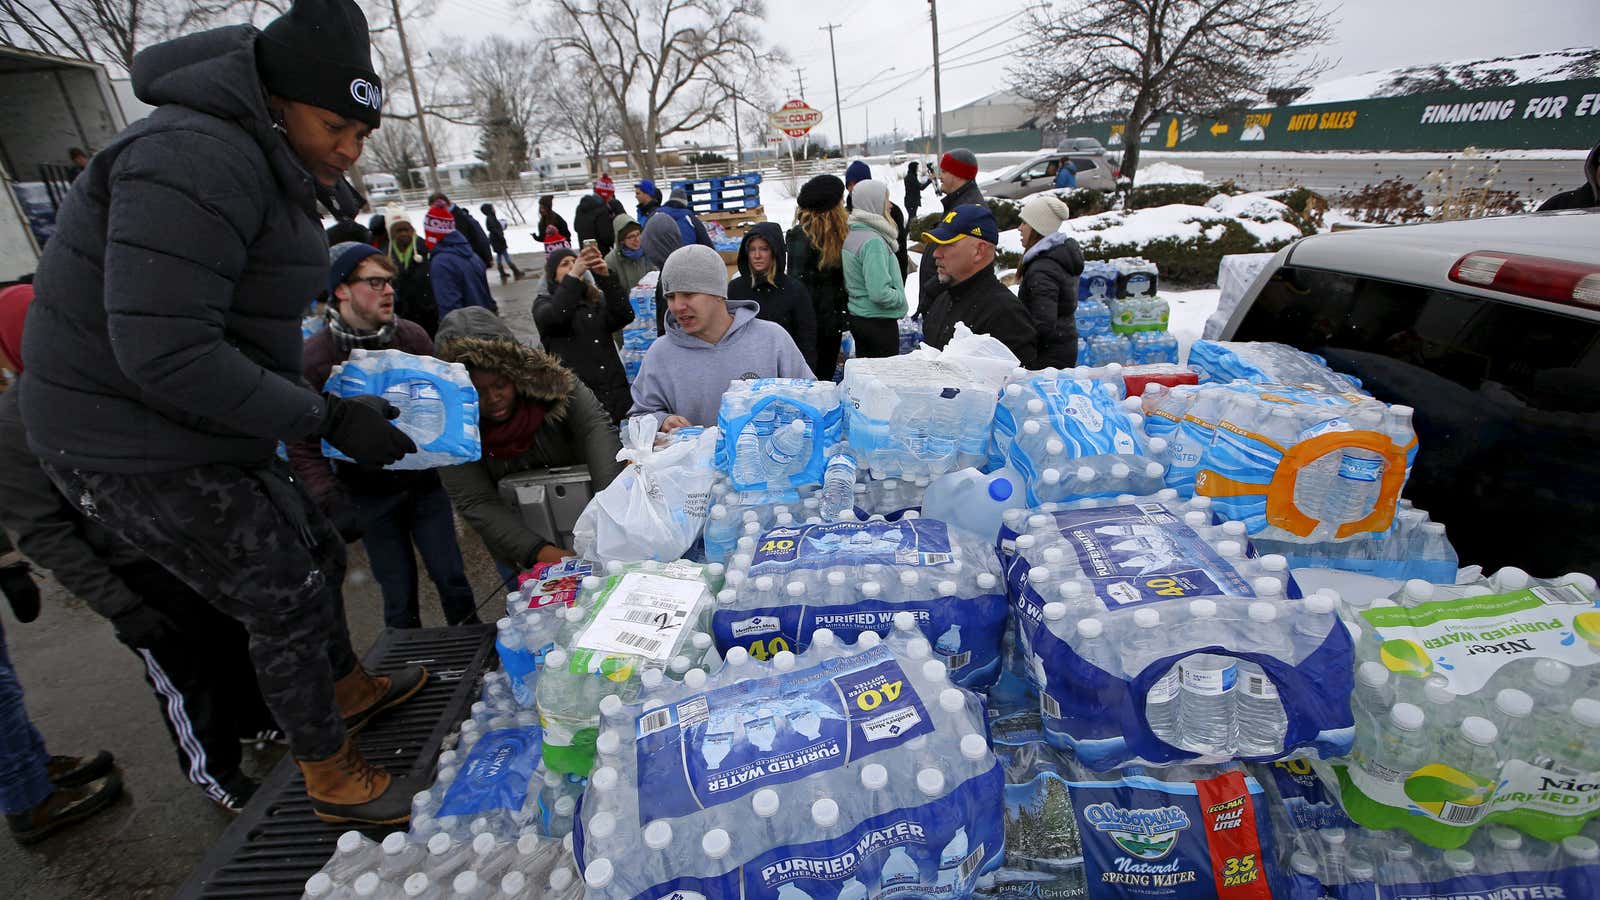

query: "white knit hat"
left=384, top=204, right=413, bottom=230
left=1020, top=194, right=1073, bottom=236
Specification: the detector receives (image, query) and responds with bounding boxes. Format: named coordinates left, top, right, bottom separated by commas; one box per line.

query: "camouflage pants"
left=42, top=460, right=357, bottom=761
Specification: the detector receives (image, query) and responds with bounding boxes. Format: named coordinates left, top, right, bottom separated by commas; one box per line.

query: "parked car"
left=890, top=150, right=910, bottom=165
left=980, top=147, right=1118, bottom=198
left=1218, top=209, right=1600, bottom=576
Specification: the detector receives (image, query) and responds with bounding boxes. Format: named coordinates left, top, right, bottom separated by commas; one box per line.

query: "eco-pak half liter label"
left=1362, top=584, right=1594, bottom=695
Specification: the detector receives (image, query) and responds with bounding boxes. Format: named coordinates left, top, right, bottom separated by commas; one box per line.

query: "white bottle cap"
left=1028, top=567, right=1052, bottom=585
left=811, top=798, right=840, bottom=827
left=1495, top=688, right=1533, bottom=719
left=584, top=859, right=614, bottom=889
left=1216, top=541, right=1243, bottom=558
left=1558, top=572, right=1599, bottom=596
left=640, top=668, right=664, bottom=690
left=1571, top=698, right=1600, bottom=727
left=858, top=631, right=882, bottom=649
left=472, top=831, right=497, bottom=856
left=591, top=766, right=619, bottom=792
left=717, top=588, right=738, bottom=606
left=1247, top=602, right=1278, bottom=623
left=599, top=694, right=624, bottom=717
left=517, top=832, right=543, bottom=855
left=1402, top=579, right=1434, bottom=602
left=1303, top=593, right=1334, bottom=615
left=961, top=733, right=988, bottom=761
left=1423, top=677, right=1455, bottom=706
left=1145, top=462, right=1165, bottom=478
left=861, top=580, right=882, bottom=598
left=1534, top=658, right=1572, bottom=688
left=812, top=628, right=837, bottom=647
left=1188, top=598, right=1218, bottom=619
left=1015, top=534, right=1037, bottom=551
left=1110, top=462, right=1130, bottom=478
left=1357, top=661, right=1390, bottom=688
left=548, top=869, right=574, bottom=890
left=1290, top=851, right=1319, bottom=876
left=337, top=830, right=364, bottom=853
left=588, top=811, right=617, bottom=840
left=1150, top=438, right=1169, bottom=454
left=786, top=581, right=806, bottom=598
left=352, top=873, right=381, bottom=898
left=977, top=573, right=998, bottom=591
left=1076, top=466, right=1096, bottom=482
left=1563, top=835, right=1600, bottom=860
left=1390, top=703, right=1425, bottom=732
left=403, top=873, right=431, bottom=898
left=1488, top=826, right=1522, bottom=851
left=304, top=873, right=333, bottom=898
left=922, top=660, right=948, bottom=682
left=752, top=788, right=780, bottom=818
left=861, top=762, right=889, bottom=791
left=937, top=579, right=959, bottom=597
left=383, top=831, right=408, bottom=853
left=544, top=648, right=568, bottom=669
left=1041, top=468, right=1061, bottom=485
left=917, top=767, right=946, bottom=797
left=1493, top=567, right=1530, bottom=590
left=1042, top=601, right=1067, bottom=621
left=499, top=872, right=525, bottom=896
left=427, top=832, right=452, bottom=855
left=1319, top=827, right=1346, bottom=846
left=725, top=646, right=751, bottom=666
left=451, top=871, right=478, bottom=895
left=1046, top=438, right=1065, bottom=456
left=1077, top=618, right=1104, bottom=639
left=685, top=668, right=708, bottom=690
left=936, top=688, right=966, bottom=715
left=1460, top=716, right=1498, bottom=746
left=644, top=819, right=674, bottom=849
left=1133, top=608, right=1160, bottom=628
left=1443, top=849, right=1476, bottom=873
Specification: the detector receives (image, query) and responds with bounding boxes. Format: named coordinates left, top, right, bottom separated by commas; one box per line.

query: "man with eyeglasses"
left=288, top=243, right=481, bottom=629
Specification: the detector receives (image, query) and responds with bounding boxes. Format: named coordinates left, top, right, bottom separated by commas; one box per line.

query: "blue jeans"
left=355, top=476, right=478, bottom=628
left=0, top=615, right=52, bottom=815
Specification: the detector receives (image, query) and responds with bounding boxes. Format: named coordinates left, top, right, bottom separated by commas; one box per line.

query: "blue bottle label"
left=436, top=726, right=542, bottom=817
left=1036, top=503, right=1256, bottom=608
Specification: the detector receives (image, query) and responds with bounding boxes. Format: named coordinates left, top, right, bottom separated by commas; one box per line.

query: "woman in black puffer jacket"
left=1016, top=194, right=1085, bottom=368
left=532, top=245, right=635, bottom=422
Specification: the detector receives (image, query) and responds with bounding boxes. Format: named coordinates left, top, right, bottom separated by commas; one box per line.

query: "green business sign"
left=1076, top=78, right=1600, bottom=152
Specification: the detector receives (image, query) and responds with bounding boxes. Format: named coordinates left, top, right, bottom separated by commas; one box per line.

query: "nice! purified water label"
left=436, top=726, right=542, bottom=817
left=1072, top=769, right=1278, bottom=900
left=750, top=519, right=955, bottom=571
left=633, top=645, right=934, bottom=822
left=1045, top=503, right=1256, bottom=608
left=1362, top=585, right=1596, bottom=696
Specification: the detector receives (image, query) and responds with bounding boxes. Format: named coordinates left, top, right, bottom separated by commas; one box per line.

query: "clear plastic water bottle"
left=1234, top=602, right=1289, bottom=755
left=733, top=425, right=764, bottom=486
left=819, top=452, right=859, bottom=521
left=1177, top=598, right=1237, bottom=755
left=765, top=420, right=810, bottom=480
left=1128, top=608, right=1179, bottom=742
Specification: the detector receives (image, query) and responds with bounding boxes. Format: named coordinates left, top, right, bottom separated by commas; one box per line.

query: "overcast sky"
left=432, top=0, right=1597, bottom=153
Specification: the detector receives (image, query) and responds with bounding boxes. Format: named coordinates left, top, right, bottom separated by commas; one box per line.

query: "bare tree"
left=440, top=37, right=545, bottom=180
left=544, top=0, right=775, bottom=177
left=544, top=60, right=620, bottom=176
left=363, top=116, right=425, bottom=187
left=0, top=0, right=184, bottom=70
left=1009, top=0, right=1333, bottom=183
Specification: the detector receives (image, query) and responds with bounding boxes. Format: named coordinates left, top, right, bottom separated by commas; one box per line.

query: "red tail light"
left=1448, top=252, right=1600, bottom=310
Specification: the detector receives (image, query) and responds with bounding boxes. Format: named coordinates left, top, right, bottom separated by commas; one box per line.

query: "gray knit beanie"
left=660, top=244, right=729, bottom=299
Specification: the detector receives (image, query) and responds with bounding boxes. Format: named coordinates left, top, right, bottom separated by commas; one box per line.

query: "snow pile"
left=1062, top=202, right=1302, bottom=250
left=1136, top=162, right=1207, bottom=185
left=1205, top=192, right=1295, bottom=224
left=1297, top=47, right=1599, bottom=105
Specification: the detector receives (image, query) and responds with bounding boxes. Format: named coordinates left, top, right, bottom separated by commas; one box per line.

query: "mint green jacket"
left=842, top=211, right=908, bottom=319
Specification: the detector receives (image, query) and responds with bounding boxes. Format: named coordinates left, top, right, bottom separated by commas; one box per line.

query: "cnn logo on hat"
left=349, top=78, right=381, bottom=110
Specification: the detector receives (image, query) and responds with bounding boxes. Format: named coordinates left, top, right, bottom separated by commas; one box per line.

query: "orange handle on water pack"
left=1197, top=430, right=1412, bottom=539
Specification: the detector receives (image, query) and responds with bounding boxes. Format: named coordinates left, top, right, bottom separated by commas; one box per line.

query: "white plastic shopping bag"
left=573, top=415, right=718, bottom=562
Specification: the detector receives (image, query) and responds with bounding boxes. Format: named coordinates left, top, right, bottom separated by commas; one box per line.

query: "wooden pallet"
left=703, top=206, right=766, bottom=240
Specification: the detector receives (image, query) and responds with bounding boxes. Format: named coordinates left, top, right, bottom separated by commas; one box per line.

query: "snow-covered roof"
left=1296, top=48, right=1598, bottom=105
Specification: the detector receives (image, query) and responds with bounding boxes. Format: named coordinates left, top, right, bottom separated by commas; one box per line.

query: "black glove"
left=109, top=605, right=178, bottom=648
left=324, top=496, right=367, bottom=544
left=321, top=394, right=417, bottom=467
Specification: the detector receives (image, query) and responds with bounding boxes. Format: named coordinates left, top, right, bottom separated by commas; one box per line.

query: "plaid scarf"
left=326, top=306, right=397, bottom=352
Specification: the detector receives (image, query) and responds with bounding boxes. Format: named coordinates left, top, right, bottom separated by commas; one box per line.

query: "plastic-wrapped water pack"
left=1003, top=496, right=1355, bottom=769
left=1249, top=498, right=1460, bottom=583
left=712, top=516, right=1008, bottom=689
left=535, top=560, right=724, bottom=776
left=716, top=378, right=844, bottom=491
left=840, top=354, right=996, bottom=478
left=322, top=348, right=480, bottom=469
left=1188, top=340, right=1366, bottom=394
left=571, top=630, right=1004, bottom=899
left=1327, top=568, right=1600, bottom=848
left=993, top=370, right=1168, bottom=505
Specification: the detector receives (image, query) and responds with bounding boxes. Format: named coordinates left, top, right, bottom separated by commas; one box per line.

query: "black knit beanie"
left=797, top=175, right=845, bottom=212
left=545, top=248, right=577, bottom=285
left=257, top=0, right=383, bottom=129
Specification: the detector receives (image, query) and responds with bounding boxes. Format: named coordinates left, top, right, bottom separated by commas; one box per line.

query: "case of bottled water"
left=535, top=560, right=724, bottom=775
left=322, top=349, right=481, bottom=470
left=712, top=516, right=1009, bottom=689
left=1079, top=260, right=1119, bottom=302
left=896, top=316, right=923, bottom=355
left=1327, top=568, right=1600, bottom=848
left=1249, top=499, right=1460, bottom=583
left=1076, top=298, right=1114, bottom=337
left=839, top=355, right=996, bottom=478
left=1129, top=331, right=1179, bottom=365
left=1079, top=333, right=1132, bottom=367
left=571, top=630, right=1004, bottom=899
left=1002, top=496, right=1356, bottom=769
left=1188, top=340, right=1367, bottom=395
left=1114, top=257, right=1160, bottom=299
left=993, top=371, right=1166, bottom=505
left=1260, top=758, right=1600, bottom=900
left=715, top=378, right=844, bottom=491
left=1110, top=295, right=1170, bottom=335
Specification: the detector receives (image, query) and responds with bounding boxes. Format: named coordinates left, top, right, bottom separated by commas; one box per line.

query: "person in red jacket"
left=289, top=243, right=480, bottom=629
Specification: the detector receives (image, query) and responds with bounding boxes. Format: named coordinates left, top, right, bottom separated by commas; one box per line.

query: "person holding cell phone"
left=532, top=239, right=635, bottom=423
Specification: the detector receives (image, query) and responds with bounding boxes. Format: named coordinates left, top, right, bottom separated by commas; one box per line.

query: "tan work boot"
left=297, top=738, right=416, bottom=825
left=334, top=665, right=428, bottom=735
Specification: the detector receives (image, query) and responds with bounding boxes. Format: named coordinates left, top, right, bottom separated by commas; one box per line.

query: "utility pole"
left=928, top=0, right=944, bottom=162
left=390, top=0, right=438, bottom=191
left=820, top=23, right=844, bottom=155
left=794, top=67, right=807, bottom=99
left=918, top=97, right=926, bottom=154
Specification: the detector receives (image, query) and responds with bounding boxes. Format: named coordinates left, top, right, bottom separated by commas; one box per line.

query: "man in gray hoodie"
left=629, top=245, right=813, bottom=429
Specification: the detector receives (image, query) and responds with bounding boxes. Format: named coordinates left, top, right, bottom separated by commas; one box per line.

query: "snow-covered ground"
left=1058, top=201, right=1303, bottom=249
left=1136, top=161, right=1207, bottom=185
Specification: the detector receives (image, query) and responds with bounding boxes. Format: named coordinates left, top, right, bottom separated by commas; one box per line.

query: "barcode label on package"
left=576, top=572, right=705, bottom=662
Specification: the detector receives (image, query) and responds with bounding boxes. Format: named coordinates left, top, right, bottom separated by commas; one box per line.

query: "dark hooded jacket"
left=917, top=178, right=985, bottom=316
left=19, top=25, right=360, bottom=472
left=1538, top=142, right=1599, bottom=211
left=532, top=264, right=634, bottom=423
left=728, top=222, right=817, bottom=375
left=643, top=212, right=686, bottom=336
left=786, top=223, right=849, bottom=351
left=481, top=204, right=509, bottom=253
left=433, top=308, right=622, bottom=566
left=656, top=195, right=714, bottom=250
left=451, top=204, right=494, bottom=267
left=574, top=194, right=617, bottom=254
left=921, top=263, right=1038, bottom=368
left=1017, top=231, right=1085, bottom=368
left=431, top=230, right=498, bottom=317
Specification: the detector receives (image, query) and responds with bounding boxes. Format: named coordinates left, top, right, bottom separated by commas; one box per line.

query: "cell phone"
left=581, top=239, right=598, bottom=251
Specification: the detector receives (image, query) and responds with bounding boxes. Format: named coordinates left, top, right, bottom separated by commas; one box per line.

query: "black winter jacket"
left=20, top=25, right=356, bottom=473
left=574, top=194, right=614, bottom=253
left=728, top=222, right=818, bottom=375
left=786, top=225, right=849, bottom=342
left=1017, top=232, right=1085, bottom=368
left=532, top=269, right=635, bottom=422
left=921, top=264, right=1038, bottom=367
left=1537, top=142, right=1599, bottom=211
left=917, top=178, right=985, bottom=314
left=484, top=211, right=509, bottom=253
left=453, top=205, right=494, bottom=267
left=391, top=243, right=438, bottom=336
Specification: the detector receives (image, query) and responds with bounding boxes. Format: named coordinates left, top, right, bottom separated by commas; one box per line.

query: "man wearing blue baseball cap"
left=919, top=204, right=1038, bottom=366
